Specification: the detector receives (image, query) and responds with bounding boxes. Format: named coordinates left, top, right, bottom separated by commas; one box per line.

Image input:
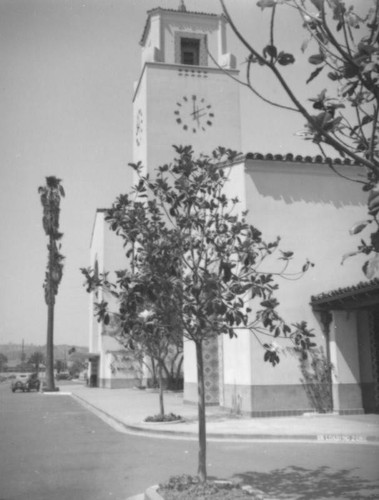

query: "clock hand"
left=191, top=106, right=207, bottom=117
left=195, top=112, right=207, bottom=122
left=192, top=99, right=198, bottom=117
left=190, top=103, right=201, bottom=125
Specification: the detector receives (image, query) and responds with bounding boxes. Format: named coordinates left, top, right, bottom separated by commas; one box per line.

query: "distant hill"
left=0, top=343, right=88, bottom=363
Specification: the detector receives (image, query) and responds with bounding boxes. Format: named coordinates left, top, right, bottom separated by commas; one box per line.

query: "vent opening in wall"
left=181, top=38, right=200, bottom=65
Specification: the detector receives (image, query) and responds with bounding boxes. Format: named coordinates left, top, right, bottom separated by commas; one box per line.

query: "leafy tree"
left=55, top=359, right=65, bottom=373
left=27, top=351, right=45, bottom=373
left=81, top=199, right=184, bottom=417
left=219, top=0, right=379, bottom=277
left=0, top=353, right=8, bottom=372
left=68, top=358, right=86, bottom=378
left=84, top=146, right=314, bottom=483
left=67, top=348, right=88, bottom=378
left=38, top=176, right=65, bottom=391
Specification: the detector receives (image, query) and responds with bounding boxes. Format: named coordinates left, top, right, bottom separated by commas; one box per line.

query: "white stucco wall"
left=133, top=74, right=148, bottom=171
left=133, top=63, right=241, bottom=174
left=89, top=209, right=131, bottom=382
left=142, top=15, right=162, bottom=66
left=239, top=159, right=367, bottom=386
left=185, top=159, right=368, bottom=393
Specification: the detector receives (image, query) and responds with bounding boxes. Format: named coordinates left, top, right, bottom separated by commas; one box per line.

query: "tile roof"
left=311, top=278, right=379, bottom=306
left=147, top=7, right=217, bottom=17
left=140, top=7, right=218, bottom=45
left=245, top=152, right=358, bottom=166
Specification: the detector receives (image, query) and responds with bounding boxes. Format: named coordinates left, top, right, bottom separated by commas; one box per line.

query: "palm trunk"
left=45, top=298, right=55, bottom=390
left=196, top=340, right=207, bottom=483
left=45, top=237, right=55, bottom=391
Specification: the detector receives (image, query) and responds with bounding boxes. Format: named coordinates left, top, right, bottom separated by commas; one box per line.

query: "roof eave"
left=310, top=279, right=379, bottom=311
left=140, top=7, right=220, bottom=46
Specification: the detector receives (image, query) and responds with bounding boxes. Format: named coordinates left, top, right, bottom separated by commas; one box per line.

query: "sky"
left=0, top=0, right=363, bottom=348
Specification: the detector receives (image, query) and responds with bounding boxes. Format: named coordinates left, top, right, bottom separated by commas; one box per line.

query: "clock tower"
left=133, top=2, right=241, bottom=405
left=133, top=2, right=241, bottom=174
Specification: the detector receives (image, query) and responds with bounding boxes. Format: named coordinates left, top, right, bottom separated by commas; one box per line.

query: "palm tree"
left=38, top=176, right=65, bottom=391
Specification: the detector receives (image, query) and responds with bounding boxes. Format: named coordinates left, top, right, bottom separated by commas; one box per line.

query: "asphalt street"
left=0, top=383, right=379, bottom=500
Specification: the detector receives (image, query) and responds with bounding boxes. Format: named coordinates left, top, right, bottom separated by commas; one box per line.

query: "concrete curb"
left=145, top=485, right=163, bottom=500
left=70, top=392, right=379, bottom=445
left=124, top=485, right=163, bottom=500
left=42, top=391, right=72, bottom=396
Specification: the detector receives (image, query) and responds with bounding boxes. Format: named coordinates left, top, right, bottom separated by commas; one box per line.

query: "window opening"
left=181, top=38, right=200, bottom=66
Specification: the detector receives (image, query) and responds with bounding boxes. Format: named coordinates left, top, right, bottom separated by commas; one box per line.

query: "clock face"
left=174, top=95, right=214, bottom=133
left=135, top=109, right=143, bottom=146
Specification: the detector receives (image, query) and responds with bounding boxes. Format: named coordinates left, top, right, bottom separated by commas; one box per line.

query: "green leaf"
left=308, top=54, right=324, bottom=65
left=263, top=44, right=277, bottom=59
left=361, top=115, right=373, bottom=126
left=343, top=63, right=359, bottom=79
left=302, top=260, right=312, bottom=272
left=277, top=52, right=295, bottom=66
left=283, top=324, right=291, bottom=335
left=257, top=0, right=277, bottom=9
left=260, top=298, right=279, bottom=309
left=327, top=71, right=340, bottom=81
left=341, top=251, right=360, bottom=265
left=306, top=66, right=324, bottom=84
left=280, top=250, right=294, bottom=260
left=349, top=220, right=370, bottom=235
left=363, top=253, right=379, bottom=279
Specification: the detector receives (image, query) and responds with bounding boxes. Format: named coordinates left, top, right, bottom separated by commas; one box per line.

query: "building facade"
left=88, top=209, right=143, bottom=389
left=88, top=3, right=379, bottom=415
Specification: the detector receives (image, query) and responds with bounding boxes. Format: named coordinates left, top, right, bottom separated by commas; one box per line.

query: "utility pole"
left=21, top=339, right=26, bottom=367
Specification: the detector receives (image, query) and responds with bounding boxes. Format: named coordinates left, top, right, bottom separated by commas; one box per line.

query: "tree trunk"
left=150, top=356, right=157, bottom=387
left=158, top=361, right=165, bottom=416
left=175, top=355, right=184, bottom=383
left=45, top=298, right=55, bottom=390
left=196, top=340, right=207, bottom=483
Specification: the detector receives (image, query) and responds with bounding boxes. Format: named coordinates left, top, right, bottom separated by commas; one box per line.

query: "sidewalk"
left=62, top=382, right=379, bottom=444
left=52, top=383, right=379, bottom=500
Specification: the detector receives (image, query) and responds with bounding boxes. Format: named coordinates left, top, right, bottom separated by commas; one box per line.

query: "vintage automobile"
left=11, top=373, right=40, bottom=392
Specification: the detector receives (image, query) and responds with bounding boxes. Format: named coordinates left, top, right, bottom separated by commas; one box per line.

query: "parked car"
left=11, top=373, right=40, bottom=393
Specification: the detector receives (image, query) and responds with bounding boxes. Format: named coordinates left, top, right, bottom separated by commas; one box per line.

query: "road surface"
left=0, top=383, right=378, bottom=499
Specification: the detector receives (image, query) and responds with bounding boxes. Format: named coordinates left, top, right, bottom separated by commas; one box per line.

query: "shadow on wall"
left=233, top=466, right=379, bottom=500
left=245, top=160, right=366, bottom=209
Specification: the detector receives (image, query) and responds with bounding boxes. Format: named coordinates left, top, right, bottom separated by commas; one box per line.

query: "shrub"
left=300, top=347, right=333, bottom=413
left=144, top=413, right=182, bottom=423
